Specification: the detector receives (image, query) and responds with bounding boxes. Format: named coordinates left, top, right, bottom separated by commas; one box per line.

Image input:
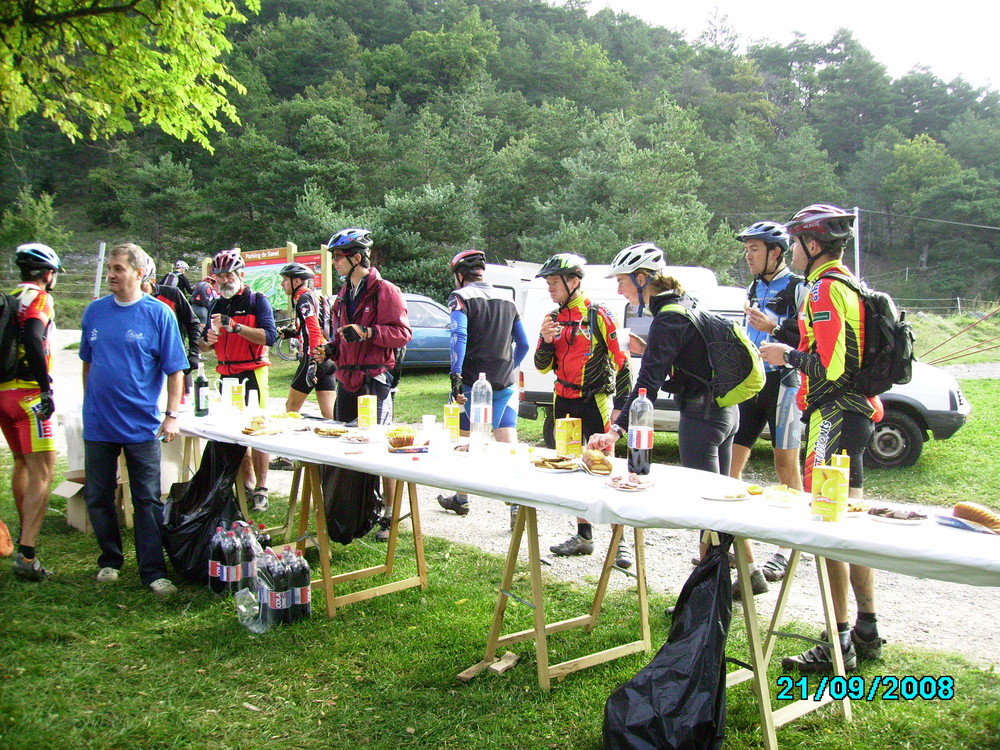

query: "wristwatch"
left=611, top=424, right=626, bottom=438
left=783, top=349, right=792, bottom=366
left=771, top=324, right=781, bottom=337
left=231, top=323, right=243, bottom=334
left=164, top=411, right=179, bottom=419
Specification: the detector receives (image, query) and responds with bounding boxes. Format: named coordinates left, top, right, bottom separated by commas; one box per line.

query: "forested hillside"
left=2, top=0, right=998, bottom=303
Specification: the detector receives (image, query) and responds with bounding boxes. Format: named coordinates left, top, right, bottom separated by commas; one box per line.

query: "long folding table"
left=178, top=413, right=1000, bottom=750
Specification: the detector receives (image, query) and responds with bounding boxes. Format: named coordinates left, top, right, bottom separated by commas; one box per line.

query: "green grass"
left=1, top=445, right=998, bottom=750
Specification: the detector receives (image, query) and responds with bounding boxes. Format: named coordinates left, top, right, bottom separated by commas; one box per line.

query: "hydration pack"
left=659, top=302, right=765, bottom=408
left=822, top=272, right=915, bottom=396
left=0, top=292, right=24, bottom=383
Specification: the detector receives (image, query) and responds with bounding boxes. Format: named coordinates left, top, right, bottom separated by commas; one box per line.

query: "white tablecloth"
left=179, top=414, right=1000, bottom=588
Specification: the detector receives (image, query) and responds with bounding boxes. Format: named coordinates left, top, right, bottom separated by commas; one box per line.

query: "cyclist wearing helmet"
left=760, top=204, right=885, bottom=674
left=160, top=260, right=193, bottom=296
left=2, top=243, right=62, bottom=580
left=80, top=243, right=188, bottom=597
left=278, top=262, right=335, bottom=419
left=200, top=247, right=278, bottom=513
left=140, top=257, right=202, bottom=393
left=189, top=273, right=218, bottom=328
left=727, top=221, right=806, bottom=597
left=534, top=253, right=634, bottom=567
left=314, top=229, right=411, bottom=541
left=590, top=242, right=739, bottom=477
left=435, top=250, right=530, bottom=521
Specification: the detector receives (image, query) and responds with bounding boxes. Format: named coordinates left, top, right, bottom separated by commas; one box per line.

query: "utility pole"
left=853, top=206, right=862, bottom=279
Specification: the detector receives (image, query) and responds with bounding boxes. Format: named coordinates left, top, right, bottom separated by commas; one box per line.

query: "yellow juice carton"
left=811, top=463, right=848, bottom=522
left=358, top=394, right=377, bottom=431
left=555, top=416, right=582, bottom=458
left=444, top=403, right=461, bottom=442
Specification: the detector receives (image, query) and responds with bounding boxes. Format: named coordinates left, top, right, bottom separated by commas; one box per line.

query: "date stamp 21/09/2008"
left=776, top=675, right=954, bottom=702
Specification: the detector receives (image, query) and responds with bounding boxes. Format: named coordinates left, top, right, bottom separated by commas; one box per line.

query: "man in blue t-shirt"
left=80, top=242, right=189, bottom=597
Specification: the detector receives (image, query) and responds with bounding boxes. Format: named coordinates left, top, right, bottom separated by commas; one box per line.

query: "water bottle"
left=207, top=525, right=227, bottom=595
left=193, top=360, right=210, bottom=417
left=469, top=372, right=493, bottom=453
left=288, top=549, right=312, bottom=623
left=627, top=388, right=654, bottom=476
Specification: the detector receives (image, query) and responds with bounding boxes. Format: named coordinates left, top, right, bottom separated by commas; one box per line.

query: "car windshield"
left=408, top=300, right=450, bottom=328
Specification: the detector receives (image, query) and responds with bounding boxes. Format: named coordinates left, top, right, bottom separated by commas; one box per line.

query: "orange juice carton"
left=358, top=394, right=377, bottom=431
left=811, top=463, right=848, bottom=522
left=444, top=403, right=461, bottom=442
left=555, top=416, right=582, bottom=458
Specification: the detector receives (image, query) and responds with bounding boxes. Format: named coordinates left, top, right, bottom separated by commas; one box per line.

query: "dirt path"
left=48, top=330, right=1000, bottom=670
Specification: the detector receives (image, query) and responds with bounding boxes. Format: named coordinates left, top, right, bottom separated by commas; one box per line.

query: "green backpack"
left=658, top=302, right=765, bottom=408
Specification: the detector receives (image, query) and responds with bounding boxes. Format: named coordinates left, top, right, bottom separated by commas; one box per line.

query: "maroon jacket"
left=327, top=267, right=411, bottom=392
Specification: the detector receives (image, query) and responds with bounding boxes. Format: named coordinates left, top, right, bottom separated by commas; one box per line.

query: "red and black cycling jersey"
left=204, top=286, right=278, bottom=376
left=291, top=286, right=326, bottom=357
left=534, top=295, right=631, bottom=408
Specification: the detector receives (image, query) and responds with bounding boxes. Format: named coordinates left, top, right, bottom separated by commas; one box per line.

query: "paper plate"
left=869, top=513, right=926, bottom=526
left=607, top=478, right=654, bottom=492
left=701, top=494, right=749, bottom=502
left=532, top=463, right=580, bottom=474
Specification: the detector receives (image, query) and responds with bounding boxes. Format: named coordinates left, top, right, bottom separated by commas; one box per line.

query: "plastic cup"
left=421, top=415, right=436, bottom=432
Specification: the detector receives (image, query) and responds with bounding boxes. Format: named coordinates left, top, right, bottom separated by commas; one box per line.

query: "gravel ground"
left=47, top=331, right=1000, bottom=670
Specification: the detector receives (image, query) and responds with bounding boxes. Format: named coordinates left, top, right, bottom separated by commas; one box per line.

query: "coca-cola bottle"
left=220, top=530, right=241, bottom=595
left=627, top=388, right=654, bottom=475
left=288, top=549, right=312, bottom=623
left=257, top=548, right=279, bottom=630
left=238, top=526, right=260, bottom=591
left=207, top=525, right=227, bottom=595
left=272, top=546, right=293, bottom=625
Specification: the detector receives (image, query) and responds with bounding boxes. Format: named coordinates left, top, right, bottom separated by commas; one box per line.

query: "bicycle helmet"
left=141, top=256, right=157, bottom=284
left=536, top=253, right=586, bottom=279
left=326, top=228, right=373, bottom=256
left=15, top=243, right=64, bottom=272
left=450, top=249, right=487, bottom=274
left=211, top=248, right=245, bottom=275
left=785, top=204, right=855, bottom=241
left=736, top=221, right=790, bottom=252
left=604, top=243, right=666, bottom=278
left=173, top=260, right=190, bottom=272
left=279, top=262, right=314, bottom=281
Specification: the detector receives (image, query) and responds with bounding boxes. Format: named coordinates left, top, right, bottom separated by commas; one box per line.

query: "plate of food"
left=580, top=449, right=613, bottom=476
left=313, top=425, right=349, bottom=438
left=607, top=473, right=653, bottom=492
left=701, top=489, right=750, bottom=501
left=867, top=506, right=927, bottom=525
left=339, top=431, right=374, bottom=444
left=760, top=484, right=805, bottom=507
left=531, top=455, right=581, bottom=473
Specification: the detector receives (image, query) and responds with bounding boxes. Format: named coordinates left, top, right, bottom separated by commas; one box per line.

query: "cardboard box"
left=358, top=394, right=377, bottom=431
left=53, top=480, right=92, bottom=534
left=555, top=417, right=582, bottom=458
left=811, top=464, right=848, bottom=522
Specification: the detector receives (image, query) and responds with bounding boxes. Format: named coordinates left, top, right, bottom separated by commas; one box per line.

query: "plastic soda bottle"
left=257, top=548, right=278, bottom=630
left=194, top=359, right=210, bottom=417
left=288, top=549, right=312, bottom=623
left=627, top=388, right=654, bottom=475
left=272, top=547, right=293, bottom=625
left=469, top=373, right=493, bottom=453
left=219, top=530, right=241, bottom=595
left=255, top=522, right=271, bottom=550
left=207, top=525, right=227, bottom=595
left=238, top=526, right=260, bottom=591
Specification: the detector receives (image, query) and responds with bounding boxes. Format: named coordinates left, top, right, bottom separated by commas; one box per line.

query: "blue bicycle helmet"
left=15, top=243, right=64, bottom=272
left=326, top=228, right=373, bottom=256
left=736, top=221, right=790, bottom=252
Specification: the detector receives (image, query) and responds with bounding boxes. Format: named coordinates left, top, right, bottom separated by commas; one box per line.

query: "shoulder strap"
left=819, top=271, right=861, bottom=295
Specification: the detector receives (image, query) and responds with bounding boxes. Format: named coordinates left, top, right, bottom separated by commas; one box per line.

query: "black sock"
left=578, top=523, right=593, bottom=540
left=19, top=544, right=36, bottom=560
left=837, top=623, right=851, bottom=649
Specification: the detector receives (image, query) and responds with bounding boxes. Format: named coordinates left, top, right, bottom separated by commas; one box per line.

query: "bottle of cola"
left=288, top=549, right=312, bottom=623
left=627, top=388, right=654, bottom=476
left=238, top=526, right=260, bottom=591
left=220, top=530, right=241, bottom=596
left=207, top=525, right=227, bottom=595
left=255, top=522, right=271, bottom=549
left=256, top=548, right=279, bottom=630
left=272, top=546, right=293, bottom=625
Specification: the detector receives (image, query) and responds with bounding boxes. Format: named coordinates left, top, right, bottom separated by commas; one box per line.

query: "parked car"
left=401, top=293, right=451, bottom=369
left=517, top=264, right=971, bottom=467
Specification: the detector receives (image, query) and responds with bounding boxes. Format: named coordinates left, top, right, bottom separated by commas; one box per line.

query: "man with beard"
left=199, top=248, right=278, bottom=513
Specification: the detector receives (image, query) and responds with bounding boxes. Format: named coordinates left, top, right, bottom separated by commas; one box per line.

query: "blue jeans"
left=84, top=439, right=169, bottom=584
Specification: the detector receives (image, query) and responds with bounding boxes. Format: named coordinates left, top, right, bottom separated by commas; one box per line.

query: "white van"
left=516, top=264, right=971, bottom=467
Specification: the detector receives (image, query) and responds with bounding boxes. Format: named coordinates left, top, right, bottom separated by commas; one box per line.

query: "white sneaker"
left=148, top=578, right=178, bottom=597
left=96, top=567, right=120, bottom=582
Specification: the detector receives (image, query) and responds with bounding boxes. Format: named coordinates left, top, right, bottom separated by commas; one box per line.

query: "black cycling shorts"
left=290, top=357, right=336, bottom=394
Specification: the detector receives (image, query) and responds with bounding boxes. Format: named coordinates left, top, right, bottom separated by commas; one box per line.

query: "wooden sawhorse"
left=728, top=539, right=852, bottom=750
left=460, top=505, right=651, bottom=691
left=285, top=462, right=428, bottom=618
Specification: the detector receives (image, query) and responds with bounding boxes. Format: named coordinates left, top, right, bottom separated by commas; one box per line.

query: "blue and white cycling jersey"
left=745, top=266, right=806, bottom=373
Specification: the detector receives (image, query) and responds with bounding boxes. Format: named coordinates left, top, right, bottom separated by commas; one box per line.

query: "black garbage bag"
left=319, top=465, right=384, bottom=545
left=603, top=533, right=735, bottom=750
left=162, top=441, right=248, bottom=584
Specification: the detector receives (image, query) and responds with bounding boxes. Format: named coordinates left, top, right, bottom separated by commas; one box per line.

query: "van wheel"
left=542, top=408, right=555, bottom=449
left=865, top=410, right=923, bottom=468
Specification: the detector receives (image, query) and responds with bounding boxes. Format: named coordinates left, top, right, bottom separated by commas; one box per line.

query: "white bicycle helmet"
left=211, top=247, right=245, bottom=275
left=604, top=243, right=667, bottom=277
left=141, top=256, right=157, bottom=283
left=173, top=260, right=190, bottom=271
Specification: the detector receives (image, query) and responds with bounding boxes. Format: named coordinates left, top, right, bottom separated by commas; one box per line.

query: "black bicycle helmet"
left=326, top=228, right=373, bottom=256
left=15, top=243, right=63, bottom=272
left=450, top=249, right=487, bottom=274
left=279, top=262, right=314, bottom=281
left=536, top=253, right=586, bottom=279
left=785, top=204, right=855, bottom=241
left=736, top=221, right=790, bottom=252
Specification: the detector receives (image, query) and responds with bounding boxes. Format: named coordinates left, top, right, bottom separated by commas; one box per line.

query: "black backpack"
left=822, top=272, right=915, bottom=396
left=0, top=292, right=23, bottom=382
